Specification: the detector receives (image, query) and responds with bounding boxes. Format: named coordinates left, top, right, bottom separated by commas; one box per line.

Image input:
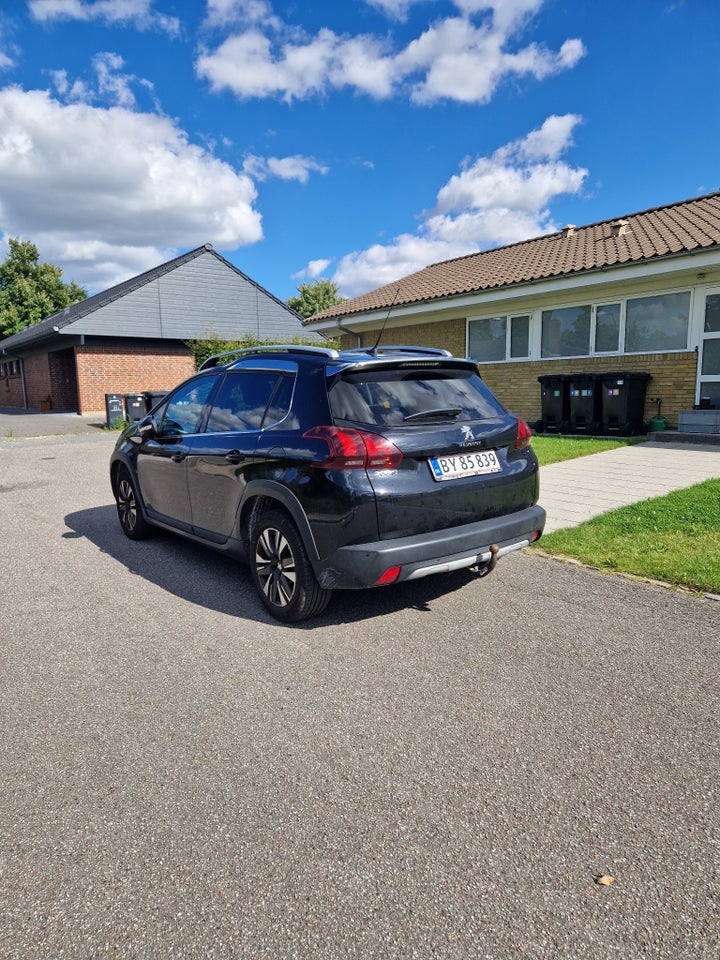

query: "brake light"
left=304, top=426, right=403, bottom=469
left=514, top=417, right=533, bottom=450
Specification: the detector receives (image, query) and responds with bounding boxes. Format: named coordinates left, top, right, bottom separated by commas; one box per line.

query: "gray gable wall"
left=67, top=250, right=312, bottom=342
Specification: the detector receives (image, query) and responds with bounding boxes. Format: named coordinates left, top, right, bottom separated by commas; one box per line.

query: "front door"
left=136, top=375, right=216, bottom=531
left=698, top=289, right=720, bottom=409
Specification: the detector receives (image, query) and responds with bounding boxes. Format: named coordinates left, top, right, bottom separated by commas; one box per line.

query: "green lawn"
left=534, top=480, right=720, bottom=594
left=530, top=436, right=720, bottom=594
left=531, top=434, right=644, bottom=466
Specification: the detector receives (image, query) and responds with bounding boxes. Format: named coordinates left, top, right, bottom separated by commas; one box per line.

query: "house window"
left=468, top=314, right=530, bottom=362
left=468, top=316, right=506, bottom=362
left=510, top=315, right=530, bottom=358
left=541, top=305, right=591, bottom=358
left=702, top=340, right=720, bottom=376
left=594, top=303, right=621, bottom=353
left=705, top=293, right=720, bottom=332
left=625, top=292, right=690, bottom=353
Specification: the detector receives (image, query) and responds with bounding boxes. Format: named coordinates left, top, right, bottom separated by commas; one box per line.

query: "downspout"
left=19, top=358, right=28, bottom=409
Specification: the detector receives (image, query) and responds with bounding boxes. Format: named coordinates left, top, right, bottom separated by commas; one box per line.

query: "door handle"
left=171, top=451, right=187, bottom=463
left=225, top=450, right=242, bottom=464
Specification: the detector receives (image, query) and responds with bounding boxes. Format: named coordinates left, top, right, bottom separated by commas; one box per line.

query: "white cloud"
left=292, top=258, right=332, bottom=280
left=27, top=0, right=180, bottom=35
left=434, top=114, right=584, bottom=214
left=0, top=86, right=262, bottom=290
left=362, top=0, right=428, bottom=21
left=243, top=153, right=328, bottom=183
left=329, top=114, right=588, bottom=298
left=205, top=0, right=280, bottom=28
left=196, top=0, right=585, bottom=105
left=50, top=51, right=159, bottom=109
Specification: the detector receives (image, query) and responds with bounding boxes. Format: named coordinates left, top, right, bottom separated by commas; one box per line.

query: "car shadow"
left=64, top=505, right=477, bottom=627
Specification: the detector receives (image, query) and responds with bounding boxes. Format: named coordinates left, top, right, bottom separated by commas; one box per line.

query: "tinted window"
left=206, top=371, right=290, bottom=432
left=329, top=367, right=505, bottom=426
left=159, top=377, right=216, bottom=436
left=541, top=305, right=591, bottom=358
left=625, top=292, right=690, bottom=352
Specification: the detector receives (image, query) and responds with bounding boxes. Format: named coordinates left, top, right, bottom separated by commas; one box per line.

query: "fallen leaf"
left=595, top=874, right=615, bottom=886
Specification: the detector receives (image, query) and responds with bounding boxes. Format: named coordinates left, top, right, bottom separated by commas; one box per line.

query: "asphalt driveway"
left=1, top=436, right=718, bottom=958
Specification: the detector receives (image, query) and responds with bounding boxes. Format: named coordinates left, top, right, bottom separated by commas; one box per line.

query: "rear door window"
left=205, top=371, right=294, bottom=432
left=329, top=367, right=505, bottom=425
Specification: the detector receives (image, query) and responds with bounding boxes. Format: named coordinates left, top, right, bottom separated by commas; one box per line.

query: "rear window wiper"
left=403, top=407, right=462, bottom=422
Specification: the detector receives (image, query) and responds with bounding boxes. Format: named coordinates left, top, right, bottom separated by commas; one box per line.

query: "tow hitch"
left=469, top=543, right=499, bottom=578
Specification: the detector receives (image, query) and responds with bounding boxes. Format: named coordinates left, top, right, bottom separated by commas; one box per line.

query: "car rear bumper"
left=313, top=504, right=546, bottom=589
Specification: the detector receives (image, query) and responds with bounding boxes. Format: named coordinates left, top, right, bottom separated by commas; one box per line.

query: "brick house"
left=0, top=243, right=314, bottom=414
left=306, top=193, right=720, bottom=430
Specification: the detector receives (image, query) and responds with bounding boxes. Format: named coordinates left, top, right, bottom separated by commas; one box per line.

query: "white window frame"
left=467, top=286, right=694, bottom=363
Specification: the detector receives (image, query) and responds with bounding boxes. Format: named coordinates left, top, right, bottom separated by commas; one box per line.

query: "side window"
left=263, top=375, right=295, bottom=428
left=206, top=372, right=284, bottom=432
left=159, top=377, right=216, bottom=436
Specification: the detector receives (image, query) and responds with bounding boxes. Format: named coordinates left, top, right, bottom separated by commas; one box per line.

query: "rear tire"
left=250, top=510, right=331, bottom=622
left=114, top=466, right=155, bottom=540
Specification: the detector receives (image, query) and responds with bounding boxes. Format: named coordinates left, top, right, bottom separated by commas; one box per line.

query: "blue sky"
left=0, top=0, right=719, bottom=304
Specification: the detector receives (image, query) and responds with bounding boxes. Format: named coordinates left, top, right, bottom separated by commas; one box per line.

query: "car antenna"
left=370, top=286, right=401, bottom=355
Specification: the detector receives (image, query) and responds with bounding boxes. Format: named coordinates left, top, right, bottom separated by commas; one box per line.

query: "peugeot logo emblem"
left=461, top=425, right=475, bottom=442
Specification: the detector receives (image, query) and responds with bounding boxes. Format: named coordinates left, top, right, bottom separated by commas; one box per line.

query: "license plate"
left=428, top=450, right=501, bottom=481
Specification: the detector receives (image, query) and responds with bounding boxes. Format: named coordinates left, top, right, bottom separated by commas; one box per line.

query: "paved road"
left=1, top=436, right=719, bottom=958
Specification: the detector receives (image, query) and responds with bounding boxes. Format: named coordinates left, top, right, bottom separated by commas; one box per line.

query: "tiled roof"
left=309, top=193, right=720, bottom=322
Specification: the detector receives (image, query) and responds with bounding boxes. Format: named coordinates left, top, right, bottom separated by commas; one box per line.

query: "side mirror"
left=130, top=416, right=156, bottom=444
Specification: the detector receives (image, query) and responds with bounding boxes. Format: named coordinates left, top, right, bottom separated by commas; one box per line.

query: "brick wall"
left=75, top=343, right=195, bottom=414
left=1, top=371, right=24, bottom=406
left=478, top=352, right=697, bottom=428
left=23, top=354, right=53, bottom=408
left=339, top=323, right=697, bottom=428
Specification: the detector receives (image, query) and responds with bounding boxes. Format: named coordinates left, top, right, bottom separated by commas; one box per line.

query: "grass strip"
left=531, top=434, right=644, bottom=466
left=533, top=478, right=720, bottom=594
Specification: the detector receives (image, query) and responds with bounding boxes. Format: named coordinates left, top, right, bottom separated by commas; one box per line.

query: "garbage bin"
left=568, top=373, right=601, bottom=434
left=536, top=375, right=570, bottom=433
left=599, top=372, right=651, bottom=436
left=124, top=393, right=146, bottom=421
left=143, top=390, right=167, bottom=414
left=105, top=393, right=124, bottom=428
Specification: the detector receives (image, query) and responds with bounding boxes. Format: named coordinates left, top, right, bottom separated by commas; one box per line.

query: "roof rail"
left=341, top=345, right=454, bottom=358
left=199, top=344, right=340, bottom=370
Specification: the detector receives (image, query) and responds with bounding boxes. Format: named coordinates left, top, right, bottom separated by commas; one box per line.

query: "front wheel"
left=114, top=466, right=155, bottom=540
left=250, top=510, right=331, bottom=622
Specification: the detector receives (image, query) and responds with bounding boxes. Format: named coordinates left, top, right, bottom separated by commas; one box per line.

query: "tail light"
left=304, top=426, right=403, bottom=469
left=514, top=417, right=533, bottom=450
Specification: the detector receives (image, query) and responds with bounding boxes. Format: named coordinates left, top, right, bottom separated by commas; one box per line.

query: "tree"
left=286, top=279, right=345, bottom=319
left=0, top=238, right=87, bottom=340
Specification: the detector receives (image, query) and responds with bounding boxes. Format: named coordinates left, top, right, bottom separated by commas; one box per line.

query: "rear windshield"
left=329, top=367, right=506, bottom=426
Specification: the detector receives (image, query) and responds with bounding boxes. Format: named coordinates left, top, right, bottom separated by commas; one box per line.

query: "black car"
left=110, top=345, right=545, bottom=622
